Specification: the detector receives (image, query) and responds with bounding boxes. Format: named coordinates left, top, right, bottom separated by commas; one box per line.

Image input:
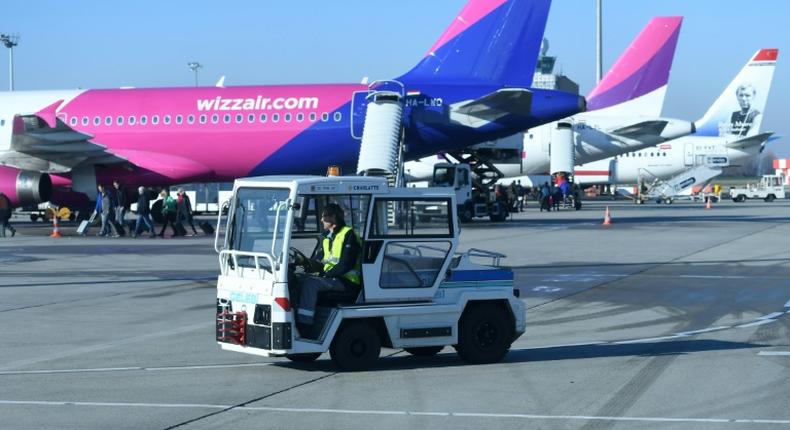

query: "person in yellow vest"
left=293, top=203, right=362, bottom=336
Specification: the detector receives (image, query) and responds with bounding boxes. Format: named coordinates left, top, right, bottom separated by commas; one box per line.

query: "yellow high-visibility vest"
left=322, top=226, right=362, bottom=285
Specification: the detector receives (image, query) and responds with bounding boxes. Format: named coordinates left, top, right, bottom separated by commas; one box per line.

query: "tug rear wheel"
left=456, top=303, right=512, bottom=364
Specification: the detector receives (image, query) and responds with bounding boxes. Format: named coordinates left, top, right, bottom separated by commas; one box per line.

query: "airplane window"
left=296, top=113, right=304, bottom=122
left=334, top=112, right=342, bottom=122
left=164, top=115, right=171, bottom=125
left=663, top=152, right=667, bottom=157
left=0, top=119, right=4, bottom=126
left=93, top=117, right=101, bottom=126
left=248, top=114, right=255, bottom=123
left=199, top=114, right=207, bottom=124
left=235, top=114, right=243, bottom=124
left=309, top=112, right=316, bottom=122
left=211, top=114, right=219, bottom=124
left=82, top=117, right=89, bottom=126
left=140, top=116, right=148, bottom=125
left=70, top=117, right=78, bottom=126
left=176, top=115, right=183, bottom=124
left=187, top=115, right=195, bottom=124
left=105, top=116, right=112, bottom=126
left=284, top=113, right=292, bottom=123
left=223, top=114, right=231, bottom=123
left=321, top=113, right=329, bottom=122
left=259, top=113, right=267, bottom=123
left=638, top=153, right=642, bottom=157
left=272, top=113, right=280, bottom=123
left=116, top=116, right=124, bottom=125
left=152, top=115, right=159, bottom=125
left=129, top=116, right=136, bottom=125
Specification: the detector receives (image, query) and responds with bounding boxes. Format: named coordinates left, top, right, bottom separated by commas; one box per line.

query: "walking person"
left=0, top=193, right=16, bottom=237
left=96, top=185, right=115, bottom=237
left=158, top=189, right=179, bottom=237
left=113, top=179, right=127, bottom=226
left=176, top=188, right=199, bottom=236
left=133, top=186, right=155, bottom=238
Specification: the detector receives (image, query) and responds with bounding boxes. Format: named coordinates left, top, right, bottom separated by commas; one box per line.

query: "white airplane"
left=406, top=16, right=694, bottom=181
left=572, top=48, right=779, bottom=198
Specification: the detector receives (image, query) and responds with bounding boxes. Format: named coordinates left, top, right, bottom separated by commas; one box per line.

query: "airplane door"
left=684, top=143, right=694, bottom=166
left=350, top=91, right=369, bottom=139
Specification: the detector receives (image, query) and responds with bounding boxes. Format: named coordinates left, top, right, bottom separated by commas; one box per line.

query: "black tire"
left=455, top=303, right=512, bottom=364
left=285, top=353, right=321, bottom=362
left=489, top=203, right=507, bottom=222
left=30, top=214, right=38, bottom=222
left=330, top=321, right=381, bottom=371
left=405, top=346, right=444, bottom=357
left=736, top=195, right=747, bottom=203
left=765, top=195, right=776, bottom=202
left=459, top=204, right=474, bottom=223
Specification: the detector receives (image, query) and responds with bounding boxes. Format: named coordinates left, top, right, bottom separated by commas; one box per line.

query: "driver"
left=293, top=203, right=362, bottom=336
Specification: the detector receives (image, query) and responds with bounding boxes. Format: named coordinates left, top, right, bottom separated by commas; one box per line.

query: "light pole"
left=595, top=0, right=602, bottom=83
left=187, top=62, right=202, bottom=87
left=0, top=34, right=19, bottom=91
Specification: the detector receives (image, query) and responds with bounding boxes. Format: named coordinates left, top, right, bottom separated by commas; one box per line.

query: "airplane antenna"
left=188, top=61, right=203, bottom=87
left=0, top=33, right=20, bottom=91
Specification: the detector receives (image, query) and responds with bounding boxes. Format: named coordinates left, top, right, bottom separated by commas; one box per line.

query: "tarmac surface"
left=1, top=199, right=789, bottom=429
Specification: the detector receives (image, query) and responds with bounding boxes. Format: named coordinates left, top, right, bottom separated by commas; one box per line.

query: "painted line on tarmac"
left=675, top=326, right=732, bottom=336
left=1, top=400, right=789, bottom=425
left=758, top=351, right=790, bottom=356
left=757, top=312, right=785, bottom=320
left=785, top=300, right=790, bottom=309
left=0, top=362, right=275, bottom=376
left=0, top=322, right=212, bottom=371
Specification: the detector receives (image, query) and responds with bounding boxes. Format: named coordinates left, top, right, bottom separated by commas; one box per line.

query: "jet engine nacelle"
left=0, top=165, right=53, bottom=207
left=549, top=122, right=575, bottom=176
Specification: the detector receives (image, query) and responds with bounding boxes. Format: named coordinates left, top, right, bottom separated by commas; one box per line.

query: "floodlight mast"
left=188, top=61, right=202, bottom=87
left=0, top=33, right=19, bottom=91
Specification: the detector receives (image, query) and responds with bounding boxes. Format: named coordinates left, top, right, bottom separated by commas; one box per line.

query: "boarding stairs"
left=642, top=165, right=723, bottom=201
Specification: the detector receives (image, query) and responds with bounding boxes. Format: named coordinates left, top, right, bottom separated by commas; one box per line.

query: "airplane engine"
left=0, top=165, right=53, bottom=207
left=549, top=122, right=575, bottom=176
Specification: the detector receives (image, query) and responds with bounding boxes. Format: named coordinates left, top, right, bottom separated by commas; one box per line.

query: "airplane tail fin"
left=586, top=16, right=683, bottom=116
left=398, top=0, right=551, bottom=86
left=695, top=49, right=779, bottom=138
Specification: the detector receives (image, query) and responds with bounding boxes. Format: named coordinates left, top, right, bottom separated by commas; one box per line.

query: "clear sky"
left=1, top=0, right=787, bottom=157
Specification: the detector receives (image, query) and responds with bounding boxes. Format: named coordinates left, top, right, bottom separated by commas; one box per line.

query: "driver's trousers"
left=292, top=274, right=351, bottom=325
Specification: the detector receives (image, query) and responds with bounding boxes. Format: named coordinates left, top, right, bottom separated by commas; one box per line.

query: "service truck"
left=729, top=174, right=787, bottom=202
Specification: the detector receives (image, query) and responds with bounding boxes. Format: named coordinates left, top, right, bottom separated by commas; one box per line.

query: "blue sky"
left=1, top=0, right=787, bottom=157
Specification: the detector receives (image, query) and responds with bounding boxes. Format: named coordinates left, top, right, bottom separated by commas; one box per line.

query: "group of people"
left=95, top=181, right=200, bottom=238
left=494, top=180, right=528, bottom=213
left=538, top=174, right=578, bottom=212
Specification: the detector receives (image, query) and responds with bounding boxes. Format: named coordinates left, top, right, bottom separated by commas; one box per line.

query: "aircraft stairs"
left=641, top=164, right=723, bottom=201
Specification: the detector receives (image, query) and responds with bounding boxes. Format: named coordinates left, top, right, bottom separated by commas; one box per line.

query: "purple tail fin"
left=587, top=16, right=682, bottom=114
left=399, top=0, right=552, bottom=86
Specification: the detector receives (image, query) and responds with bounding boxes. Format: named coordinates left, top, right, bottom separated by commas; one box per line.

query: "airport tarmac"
left=1, top=199, right=789, bottom=429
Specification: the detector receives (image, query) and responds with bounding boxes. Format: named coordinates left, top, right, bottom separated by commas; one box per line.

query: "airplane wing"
left=606, top=118, right=695, bottom=145
left=449, top=88, right=532, bottom=127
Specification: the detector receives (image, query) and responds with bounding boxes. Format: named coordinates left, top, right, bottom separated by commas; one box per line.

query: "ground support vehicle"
left=730, top=174, right=787, bottom=202
left=429, top=161, right=509, bottom=222
left=215, top=176, right=525, bottom=371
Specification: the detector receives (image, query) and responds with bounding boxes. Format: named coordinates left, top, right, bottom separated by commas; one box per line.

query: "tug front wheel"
left=330, top=321, right=381, bottom=371
left=455, top=303, right=512, bottom=364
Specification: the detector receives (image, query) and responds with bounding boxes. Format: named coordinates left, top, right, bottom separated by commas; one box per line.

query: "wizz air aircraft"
left=574, top=49, right=779, bottom=193
left=405, top=16, right=693, bottom=180
left=0, top=0, right=584, bottom=208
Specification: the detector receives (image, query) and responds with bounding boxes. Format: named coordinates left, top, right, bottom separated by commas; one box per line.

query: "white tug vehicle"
left=214, top=175, right=525, bottom=370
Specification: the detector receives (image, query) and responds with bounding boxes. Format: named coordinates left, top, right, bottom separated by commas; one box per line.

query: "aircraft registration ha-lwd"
left=404, top=15, right=695, bottom=181
left=0, top=0, right=585, bottom=209
left=574, top=48, right=779, bottom=190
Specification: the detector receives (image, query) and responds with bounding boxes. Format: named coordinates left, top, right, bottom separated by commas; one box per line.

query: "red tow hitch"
left=217, top=311, right=247, bottom=345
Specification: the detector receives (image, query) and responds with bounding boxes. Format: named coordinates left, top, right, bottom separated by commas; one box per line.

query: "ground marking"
left=0, top=362, right=274, bottom=376
left=1, top=400, right=789, bottom=425
left=736, top=320, right=774, bottom=328
left=757, top=351, right=790, bottom=356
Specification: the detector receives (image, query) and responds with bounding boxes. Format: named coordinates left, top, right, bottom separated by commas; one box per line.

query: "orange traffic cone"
left=50, top=212, right=62, bottom=238
left=602, top=206, right=613, bottom=226
left=705, top=197, right=712, bottom=210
